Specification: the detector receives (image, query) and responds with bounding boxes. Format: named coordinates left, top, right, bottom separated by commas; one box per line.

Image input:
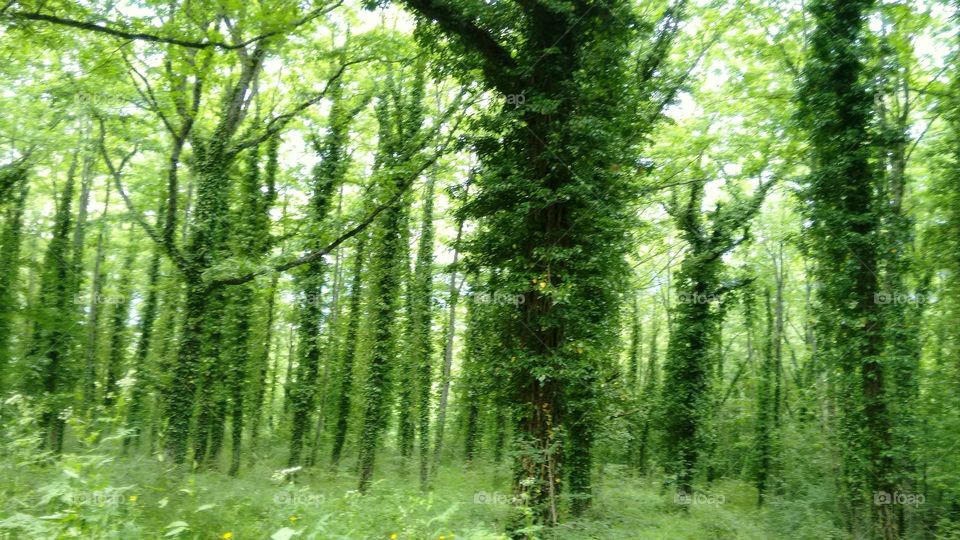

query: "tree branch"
left=8, top=1, right=342, bottom=50
left=399, top=0, right=517, bottom=92
left=231, top=58, right=375, bottom=155
left=97, top=119, right=192, bottom=276
left=211, top=93, right=473, bottom=287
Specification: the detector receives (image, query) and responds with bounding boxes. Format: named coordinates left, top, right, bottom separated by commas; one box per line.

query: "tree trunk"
left=431, top=219, right=462, bottom=474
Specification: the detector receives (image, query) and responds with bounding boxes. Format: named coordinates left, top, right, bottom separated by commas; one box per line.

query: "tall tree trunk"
left=82, top=174, right=111, bottom=412
left=394, top=0, right=681, bottom=522
left=431, top=219, right=462, bottom=474
left=330, top=236, right=366, bottom=467
left=356, top=73, right=426, bottom=492
left=412, top=174, right=437, bottom=490
left=165, top=43, right=267, bottom=465
left=798, top=1, right=897, bottom=535
left=660, top=172, right=769, bottom=501
left=396, top=209, right=416, bottom=462
left=124, top=235, right=162, bottom=451
left=288, top=83, right=351, bottom=467
left=249, top=272, right=279, bottom=464
left=636, top=311, right=659, bottom=475
left=0, top=169, right=29, bottom=386
left=755, top=288, right=775, bottom=505
left=68, top=152, right=94, bottom=300
left=30, top=157, right=79, bottom=452
left=102, top=235, right=136, bottom=409
left=356, top=192, right=404, bottom=492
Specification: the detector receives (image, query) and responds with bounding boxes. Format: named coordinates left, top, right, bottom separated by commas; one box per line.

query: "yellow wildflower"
left=128, top=495, right=137, bottom=503
left=390, top=535, right=398, bottom=539
left=221, top=533, right=233, bottom=539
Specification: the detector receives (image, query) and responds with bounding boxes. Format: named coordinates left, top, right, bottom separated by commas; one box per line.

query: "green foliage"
left=1, top=0, right=960, bottom=538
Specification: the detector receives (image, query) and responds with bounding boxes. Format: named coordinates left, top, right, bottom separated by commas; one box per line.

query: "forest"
left=0, top=0, right=958, bottom=538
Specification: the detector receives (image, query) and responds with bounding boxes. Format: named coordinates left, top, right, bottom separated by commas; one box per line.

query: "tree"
left=395, top=0, right=686, bottom=523
left=330, top=234, right=366, bottom=467
left=431, top=213, right=464, bottom=474
left=797, top=0, right=898, bottom=535
left=357, top=67, right=428, bottom=491
left=411, top=172, right=436, bottom=490
left=102, top=233, right=136, bottom=409
left=659, top=163, right=771, bottom=500
left=26, top=153, right=79, bottom=452
left=0, top=163, right=29, bottom=385
left=288, top=79, right=356, bottom=467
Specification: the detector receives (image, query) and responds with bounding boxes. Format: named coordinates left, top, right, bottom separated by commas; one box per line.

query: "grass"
left=0, top=455, right=837, bottom=539
left=0, top=422, right=840, bottom=539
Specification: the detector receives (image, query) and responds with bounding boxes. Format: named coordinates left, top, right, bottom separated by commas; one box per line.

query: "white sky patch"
left=114, top=0, right=159, bottom=22
left=664, top=91, right=697, bottom=121
left=722, top=163, right=742, bottom=177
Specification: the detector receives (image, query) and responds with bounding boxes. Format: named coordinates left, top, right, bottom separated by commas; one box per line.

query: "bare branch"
left=211, top=93, right=474, bottom=287
left=96, top=118, right=192, bottom=275
left=122, top=52, right=176, bottom=136
left=8, top=1, right=342, bottom=50
left=232, top=57, right=375, bottom=154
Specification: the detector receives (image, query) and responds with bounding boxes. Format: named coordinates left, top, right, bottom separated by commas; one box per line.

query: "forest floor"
left=0, top=439, right=839, bottom=540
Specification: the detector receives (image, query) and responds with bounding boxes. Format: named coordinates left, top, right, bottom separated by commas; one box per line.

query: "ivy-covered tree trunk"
left=287, top=246, right=329, bottom=467
left=68, top=153, right=94, bottom=307
left=124, top=245, right=161, bottom=450
left=458, top=281, right=491, bottom=466
left=875, top=31, right=928, bottom=535
left=191, top=297, right=228, bottom=467
left=398, top=0, right=680, bottom=523
left=221, top=137, right=277, bottom=475
left=754, top=288, right=777, bottom=505
left=356, top=174, right=405, bottom=491
left=356, top=76, right=425, bottom=490
left=148, top=273, right=182, bottom=454
left=396, top=208, right=416, bottom=462
left=431, top=219, right=462, bottom=474
left=29, top=160, right=79, bottom=452
left=81, top=175, right=111, bottom=412
left=635, top=312, right=659, bottom=475
left=0, top=166, right=29, bottom=384
left=307, top=189, right=346, bottom=469
left=797, top=0, right=897, bottom=536
left=625, top=295, right=643, bottom=470
left=165, top=44, right=267, bottom=465
left=330, top=235, right=365, bottom=467
left=102, top=237, right=136, bottom=409
left=411, top=173, right=436, bottom=490
left=661, top=249, right=719, bottom=497
left=660, top=175, right=768, bottom=500
left=248, top=272, right=279, bottom=463
left=627, top=296, right=642, bottom=389
left=123, top=197, right=167, bottom=451
left=288, top=83, right=351, bottom=467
